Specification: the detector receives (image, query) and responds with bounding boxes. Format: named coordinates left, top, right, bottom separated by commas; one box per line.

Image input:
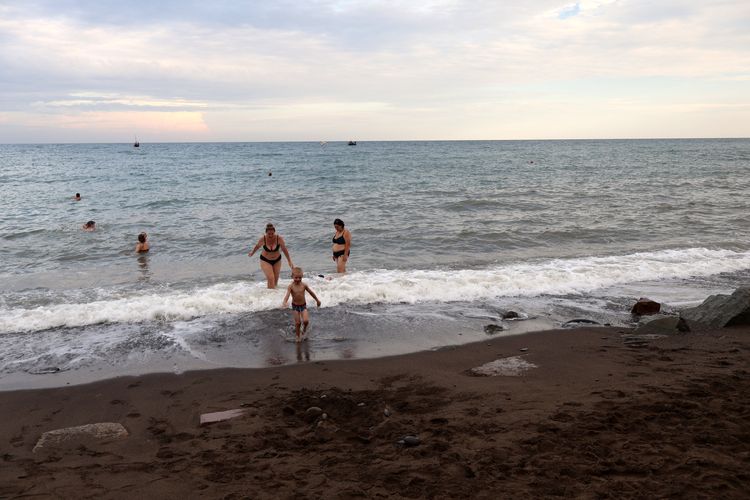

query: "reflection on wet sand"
left=137, top=255, right=150, bottom=282
left=296, top=341, right=310, bottom=362
left=338, top=347, right=355, bottom=359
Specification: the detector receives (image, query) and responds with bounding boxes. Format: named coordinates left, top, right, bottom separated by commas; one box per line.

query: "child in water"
left=282, top=267, right=321, bottom=342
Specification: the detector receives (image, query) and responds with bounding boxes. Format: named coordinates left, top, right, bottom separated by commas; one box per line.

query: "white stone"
left=33, top=422, right=129, bottom=452
left=471, top=356, right=538, bottom=377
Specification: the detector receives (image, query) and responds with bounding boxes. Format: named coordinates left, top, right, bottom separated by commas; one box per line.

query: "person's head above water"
left=138, top=232, right=147, bottom=243
left=333, top=218, right=344, bottom=228
left=83, top=220, right=95, bottom=230
left=74, top=193, right=81, bottom=200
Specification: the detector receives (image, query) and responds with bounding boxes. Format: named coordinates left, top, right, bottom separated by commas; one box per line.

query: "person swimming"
left=73, top=193, right=81, bottom=201
left=135, top=232, right=150, bottom=253
left=82, top=220, right=96, bottom=231
left=248, top=223, right=294, bottom=288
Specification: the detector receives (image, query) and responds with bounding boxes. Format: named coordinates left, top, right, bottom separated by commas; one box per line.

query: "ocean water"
left=1, top=139, right=749, bottom=388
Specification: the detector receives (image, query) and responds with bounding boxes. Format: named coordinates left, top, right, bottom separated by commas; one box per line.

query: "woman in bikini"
left=331, top=218, right=351, bottom=273
left=248, top=223, right=293, bottom=288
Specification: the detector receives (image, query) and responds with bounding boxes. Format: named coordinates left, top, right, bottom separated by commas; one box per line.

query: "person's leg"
left=293, top=310, right=302, bottom=341
left=272, top=260, right=283, bottom=286
left=260, top=260, right=275, bottom=288
left=302, top=309, right=310, bottom=335
left=336, top=256, right=346, bottom=274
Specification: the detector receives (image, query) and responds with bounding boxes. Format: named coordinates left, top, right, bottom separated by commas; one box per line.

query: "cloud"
left=0, top=1, right=749, bottom=141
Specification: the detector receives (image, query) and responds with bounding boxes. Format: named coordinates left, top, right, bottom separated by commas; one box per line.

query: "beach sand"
left=1, top=325, right=748, bottom=499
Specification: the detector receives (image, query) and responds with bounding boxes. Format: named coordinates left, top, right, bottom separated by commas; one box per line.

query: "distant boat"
left=348, top=140, right=357, bottom=146
left=133, top=136, right=140, bottom=148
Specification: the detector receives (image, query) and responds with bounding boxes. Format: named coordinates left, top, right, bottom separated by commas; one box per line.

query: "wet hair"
left=85, top=220, right=95, bottom=227
left=138, top=233, right=147, bottom=243
left=75, top=193, right=80, bottom=197
left=333, top=218, right=345, bottom=227
left=265, top=223, right=275, bottom=232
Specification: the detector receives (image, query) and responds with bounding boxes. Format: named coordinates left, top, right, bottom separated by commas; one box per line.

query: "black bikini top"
left=263, top=236, right=280, bottom=252
left=332, top=232, right=346, bottom=245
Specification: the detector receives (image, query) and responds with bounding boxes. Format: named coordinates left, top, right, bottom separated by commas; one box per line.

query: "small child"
left=282, top=267, right=321, bottom=342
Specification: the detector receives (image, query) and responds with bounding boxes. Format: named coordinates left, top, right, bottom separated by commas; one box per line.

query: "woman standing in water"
left=331, top=218, right=351, bottom=273
left=248, top=223, right=293, bottom=288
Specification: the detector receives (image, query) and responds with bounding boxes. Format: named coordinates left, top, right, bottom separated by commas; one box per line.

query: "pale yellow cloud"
left=6, top=110, right=209, bottom=135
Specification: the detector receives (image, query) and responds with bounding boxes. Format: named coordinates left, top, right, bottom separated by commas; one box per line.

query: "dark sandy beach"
left=1, top=325, right=749, bottom=499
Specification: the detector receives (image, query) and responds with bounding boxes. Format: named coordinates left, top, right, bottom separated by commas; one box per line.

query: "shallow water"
left=1, top=139, right=748, bottom=388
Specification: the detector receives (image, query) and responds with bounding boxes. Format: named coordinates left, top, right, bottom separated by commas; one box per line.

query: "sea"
left=1, top=139, right=749, bottom=389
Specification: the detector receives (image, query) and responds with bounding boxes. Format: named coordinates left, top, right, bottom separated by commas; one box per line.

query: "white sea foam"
left=1, top=247, right=749, bottom=334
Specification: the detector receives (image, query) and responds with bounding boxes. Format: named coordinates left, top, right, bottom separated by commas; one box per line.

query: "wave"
left=1, top=247, right=749, bottom=334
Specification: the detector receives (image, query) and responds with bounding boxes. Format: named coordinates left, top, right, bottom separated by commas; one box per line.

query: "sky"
left=0, top=0, right=749, bottom=142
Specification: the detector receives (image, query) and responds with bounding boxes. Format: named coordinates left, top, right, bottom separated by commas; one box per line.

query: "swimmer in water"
left=135, top=232, right=150, bottom=253
left=82, top=220, right=96, bottom=231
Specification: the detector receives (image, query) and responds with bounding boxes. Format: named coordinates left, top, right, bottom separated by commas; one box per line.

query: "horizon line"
left=2, top=136, right=749, bottom=145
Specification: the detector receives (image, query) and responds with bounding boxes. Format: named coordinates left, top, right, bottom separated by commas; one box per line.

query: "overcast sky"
left=0, top=0, right=748, bottom=142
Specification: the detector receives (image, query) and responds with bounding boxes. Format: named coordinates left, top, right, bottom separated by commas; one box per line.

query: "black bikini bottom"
left=260, top=254, right=282, bottom=265
left=333, top=250, right=350, bottom=259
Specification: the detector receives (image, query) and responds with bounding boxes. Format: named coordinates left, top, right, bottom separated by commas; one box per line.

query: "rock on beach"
left=680, top=287, right=750, bottom=328
left=33, top=422, right=129, bottom=453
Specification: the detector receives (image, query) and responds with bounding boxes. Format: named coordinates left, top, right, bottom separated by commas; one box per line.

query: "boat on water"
left=133, top=136, right=140, bottom=148
left=348, top=140, right=357, bottom=146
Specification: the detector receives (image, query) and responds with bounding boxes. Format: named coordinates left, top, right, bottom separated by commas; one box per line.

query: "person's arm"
left=135, top=243, right=142, bottom=252
left=279, top=236, right=293, bottom=268
left=305, top=285, right=321, bottom=307
left=248, top=237, right=263, bottom=257
left=282, top=285, right=292, bottom=307
left=343, top=229, right=351, bottom=261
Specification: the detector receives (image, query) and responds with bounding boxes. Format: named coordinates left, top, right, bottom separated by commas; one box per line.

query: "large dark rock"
left=634, top=315, right=690, bottom=335
left=631, top=298, right=661, bottom=316
left=680, top=288, right=750, bottom=328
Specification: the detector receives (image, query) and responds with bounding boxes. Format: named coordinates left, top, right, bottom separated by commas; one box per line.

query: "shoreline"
left=0, top=315, right=560, bottom=392
left=2, top=325, right=748, bottom=498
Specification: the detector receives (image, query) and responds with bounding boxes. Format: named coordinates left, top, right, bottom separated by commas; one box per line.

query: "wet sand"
left=1, top=325, right=749, bottom=499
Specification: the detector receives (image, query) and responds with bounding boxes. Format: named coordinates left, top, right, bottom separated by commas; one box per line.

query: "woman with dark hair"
left=248, top=223, right=293, bottom=288
left=331, top=218, right=351, bottom=274
left=135, top=232, right=150, bottom=253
